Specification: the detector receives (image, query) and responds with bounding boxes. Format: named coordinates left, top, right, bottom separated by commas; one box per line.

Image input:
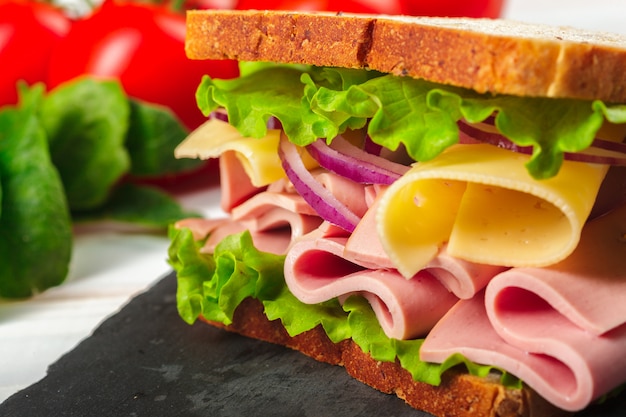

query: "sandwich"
left=167, top=9, right=626, bottom=417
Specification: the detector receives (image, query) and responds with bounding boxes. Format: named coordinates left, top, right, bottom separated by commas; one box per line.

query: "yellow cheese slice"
left=376, top=144, right=608, bottom=278
left=174, top=118, right=286, bottom=187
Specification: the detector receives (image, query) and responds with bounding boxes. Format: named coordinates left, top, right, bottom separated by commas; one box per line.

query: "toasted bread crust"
left=203, top=297, right=570, bottom=417
left=186, top=10, right=626, bottom=103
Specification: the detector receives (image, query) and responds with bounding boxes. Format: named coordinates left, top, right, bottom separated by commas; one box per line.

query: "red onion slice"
left=209, top=110, right=281, bottom=131
left=306, top=135, right=409, bottom=185
left=364, top=133, right=383, bottom=156
left=209, top=109, right=229, bottom=123
left=591, top=137, right=626, bottom=154
left=278, top=132, right=360, bottom=232
left=458, top=120, right=626, bottom=166
left=458, top=121, right=533, bottom=155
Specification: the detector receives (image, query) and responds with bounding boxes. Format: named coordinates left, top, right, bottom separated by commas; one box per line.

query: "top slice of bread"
left=186, top=10, right=626, bottom=103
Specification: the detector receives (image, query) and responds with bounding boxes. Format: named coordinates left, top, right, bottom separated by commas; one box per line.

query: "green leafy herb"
left=0, top=85, right=72, bottom=298
left=125, top=99, right=202, bottom=177
left=38, top=76, right=131, bottom=211
left=73, top=183, right=201, bottom=229
left=0, top=77, right=207, bottom=298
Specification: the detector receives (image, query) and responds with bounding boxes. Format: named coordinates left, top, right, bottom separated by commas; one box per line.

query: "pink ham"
left=284, top=228, right=458, bottom=339
left=219, top=150, right=263, bottom=212
left=487, top=202, right=626, bottom=335
left=345, top=194, right=506, bottom=297
left=179, top=216, right=298, bottom=256
left=421, top=292, right=626, bottom=412
left=177, top=184, right=323, bottom=255
left=231, top=191, right=319, bottom=220
left=179, top=153, right=327, bottom=255
left=315, top=171, right=369, bottom=218
left=421, top=203, right=626, bottom=411
left=344, top=191, right=395, bottom=269
left=175, top=218, right=231, bottom=241
left=282, top=191, right=504, bottom=340
left=230, top=189, right=323, bottom=248
left=428, top=246, right=507, bottom=299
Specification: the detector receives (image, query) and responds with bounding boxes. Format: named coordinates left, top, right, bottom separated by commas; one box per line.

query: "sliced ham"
left=179, top=216, right=297, bottom=256
left=177, top=176, right=323, bottom=256
left=315, top=171, right=369, bottom=218
left=344, top=192, right=396, bottom=270
left=284, top=228, right=458, bottom=340
left=420, top=291, right=626, bottom=412
left=346, top=194, right=506, bottom=297
left=426, top=246, right=507, bottom=299
left=281, top=191, right=505, bottom=340
left=421, top=203, right=626, bottom=411
left=176, top=153, right=323, bottom=255
left=231, top=191, right=319, bottom=220
left=487, top=202, right=626, bottom=335
left=202, top=221, right=250, bottom=253
left=175, top=217, right=231, bottom=241
left=219, top=150, right=263, bottom=212
left=230, top=189, right=323, bottom=246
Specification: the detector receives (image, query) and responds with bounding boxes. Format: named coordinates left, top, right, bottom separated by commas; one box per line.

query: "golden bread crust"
left=185, top=10, right=626, bottom=103
left=203, top=297, right=571, bottom=417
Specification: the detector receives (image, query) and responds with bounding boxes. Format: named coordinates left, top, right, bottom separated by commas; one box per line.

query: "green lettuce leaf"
left=196, top=66, right=322, bottom=143
left=168, top=227, right=285, bottom=325
left=169, top=227, right=519, bottom=388
left=0, top=85, right=72, bottom=298
left=264, top=286, right=352, bottom=343
left=196, top=64, right=626, bottom=179
left=168, top=226, right=216, bottom=324
left=428, top=90, right=608, bottom=178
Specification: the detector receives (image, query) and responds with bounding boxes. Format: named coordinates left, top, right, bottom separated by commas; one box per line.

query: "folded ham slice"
left=285, top=196, right=506, bottom=339
left=219, top=150, right=262, bottom=212
left=347, top=195, right=506, bottom=298
left=176, top=181, right=323, bottom=255
left=284, top=226, right=459, bottom=339
left=421, top=203, right=626, bottom=411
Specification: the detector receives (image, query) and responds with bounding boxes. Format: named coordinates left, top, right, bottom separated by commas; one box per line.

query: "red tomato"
left=403, top=0, right=504, bottom=18
left=235, top=0, right=504, bottom=18
left=47, top=0, right=239, bottom=130
left=235, top=0, right=405, bottom=14
left=183, top=0, right=237, bottom=11
left=0, top=0, right=71, bottom=107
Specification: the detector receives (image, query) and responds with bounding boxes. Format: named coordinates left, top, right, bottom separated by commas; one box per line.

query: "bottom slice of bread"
left=202, top=297, right=571, bottom=417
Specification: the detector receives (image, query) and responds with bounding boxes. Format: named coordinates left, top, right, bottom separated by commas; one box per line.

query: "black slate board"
left=1, top=271, right=624, bottom=417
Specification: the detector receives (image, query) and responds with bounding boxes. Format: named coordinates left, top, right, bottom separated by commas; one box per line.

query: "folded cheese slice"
left=377, top=144, right=608, bottom=278
left=175, top=118, right=316, bottom=187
